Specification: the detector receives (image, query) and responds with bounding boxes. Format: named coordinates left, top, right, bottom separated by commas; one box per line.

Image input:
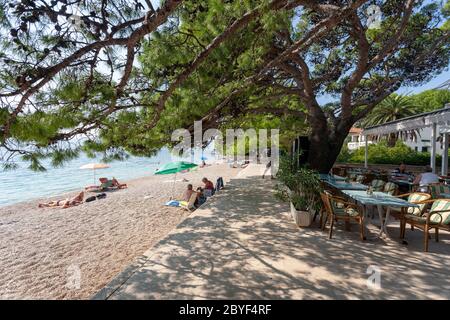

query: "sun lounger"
left=85, top=178, right=126, bottom=192
left=181, top=192, right=198, bottom=211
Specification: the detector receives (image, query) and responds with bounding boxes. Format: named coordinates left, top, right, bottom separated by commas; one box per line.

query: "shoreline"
left=0, top=163, right=241, bottom=299
left=0, top=160, right=226, bottom=209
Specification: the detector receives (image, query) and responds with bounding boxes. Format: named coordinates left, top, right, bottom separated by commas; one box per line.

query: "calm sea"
left=0, top=147, right=217, bottom=207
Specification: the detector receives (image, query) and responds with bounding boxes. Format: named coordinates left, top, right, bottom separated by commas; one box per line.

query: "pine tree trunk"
left=306, top=120, right=352, bottom=173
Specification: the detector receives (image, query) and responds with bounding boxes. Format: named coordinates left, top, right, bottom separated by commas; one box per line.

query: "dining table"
left=324, top=179, right=368, bottom=191
left=319, top=174, right=347, bottom=182
left=341, top=190, right=419, bottom=238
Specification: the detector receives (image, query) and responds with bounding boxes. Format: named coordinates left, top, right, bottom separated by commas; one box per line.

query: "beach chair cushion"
left=330, top=200, right=359, bottom=217
left=391, top=193, right=431, bottom=216
left=407, top=193, right=431, bottom=216
left=371, top=179, right=385, bottom=192
left=429, top=199, right=450, bottom=225
left=383, top=182, right=398, bottom=195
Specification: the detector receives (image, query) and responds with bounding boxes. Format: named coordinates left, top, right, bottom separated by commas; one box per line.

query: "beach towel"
left=165, top=200, right=188, bottom=207
left=165, top=200, right=180, bottom=207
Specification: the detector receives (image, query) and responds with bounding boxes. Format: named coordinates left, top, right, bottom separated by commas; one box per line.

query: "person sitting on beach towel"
left=182, top=184, right=199, bottom=202
left=202, top=177, right=215, bottom=197
left=196, top=187, right=207, bottom=206
left=38, top=191, right=84, bottom=209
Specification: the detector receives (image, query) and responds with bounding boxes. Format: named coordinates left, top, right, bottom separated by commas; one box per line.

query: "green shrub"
left=337, top=140, right=445, bottom=165
left=275, top=152, right=322, bottom=211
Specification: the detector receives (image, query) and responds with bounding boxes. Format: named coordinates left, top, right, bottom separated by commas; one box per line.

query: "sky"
left=397, top=69, right=450, bottom=94
left=317, top=69, right=450, bottom=105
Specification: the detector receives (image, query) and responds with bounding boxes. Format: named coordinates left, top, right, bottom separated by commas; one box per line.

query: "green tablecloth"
left=325, top=180, right=368, bottom=191
left=342, top=190, right=419, bottom=208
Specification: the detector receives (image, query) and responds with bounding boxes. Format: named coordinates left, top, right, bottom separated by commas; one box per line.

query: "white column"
left=431, top=123, right=437, bottom=173
left=364, top=136, right=368, bottom=168
left=442, top=132, right=449, bottom=176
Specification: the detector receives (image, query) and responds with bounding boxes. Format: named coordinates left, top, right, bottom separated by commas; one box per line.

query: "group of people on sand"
left=181, top=177, right=216, bottom=208
left=38, top=177, right=127, bottom=209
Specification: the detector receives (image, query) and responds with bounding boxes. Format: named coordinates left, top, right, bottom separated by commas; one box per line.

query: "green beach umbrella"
left=155, top=161, right=197, bottom=175
left=155, top=161, right=198, bottom=199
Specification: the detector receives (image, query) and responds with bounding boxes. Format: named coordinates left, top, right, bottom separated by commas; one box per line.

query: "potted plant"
left=275, top=153, right=322, bottom=227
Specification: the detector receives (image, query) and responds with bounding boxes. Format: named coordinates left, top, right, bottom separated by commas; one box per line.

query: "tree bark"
left=306, top=118, right=352, bottom=173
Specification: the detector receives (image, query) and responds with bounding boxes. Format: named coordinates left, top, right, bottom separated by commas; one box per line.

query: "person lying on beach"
left=38, top=191, right=84, bottom=209
left=111, top=177, right=127, bottom=189
left=85, top=177, right=127, bottom=191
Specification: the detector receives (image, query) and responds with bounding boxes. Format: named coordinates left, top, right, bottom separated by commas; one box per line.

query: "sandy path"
left=0, top=163, right=240, bottom=299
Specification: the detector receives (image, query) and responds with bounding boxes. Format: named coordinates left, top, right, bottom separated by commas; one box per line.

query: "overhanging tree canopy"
left=0, top=0, right=449, bottom=172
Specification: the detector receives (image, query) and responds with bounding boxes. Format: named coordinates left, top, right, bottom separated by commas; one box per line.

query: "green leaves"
left=410, top=89, right=450, bottom=112
left=339, top=139, right=444, bottom=166
left=275, top=152, right=322, bottom=211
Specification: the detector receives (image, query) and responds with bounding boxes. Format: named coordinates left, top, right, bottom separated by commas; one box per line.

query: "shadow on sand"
left=98, top=174, right=450, bottom=300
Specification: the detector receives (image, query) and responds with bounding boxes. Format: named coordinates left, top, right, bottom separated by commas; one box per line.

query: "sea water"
left=0, top=147, right=218, bottom=207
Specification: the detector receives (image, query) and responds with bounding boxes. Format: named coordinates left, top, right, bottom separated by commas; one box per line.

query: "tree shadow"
left=104, top=176, right=450, bottom=300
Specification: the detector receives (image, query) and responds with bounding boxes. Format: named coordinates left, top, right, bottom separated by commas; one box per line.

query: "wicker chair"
left=428, top=183, right=450, bottom=199
left=320, top=192, right=365, bottom=241
left=390, top=193, right=431, bottom=221
left=356, top=175, right=365, bottom=184
left=401, top=199, right=450, bottom=252
left=383, top=182, right=399, bottom=195
left=371, top=179, right=386, bottom=192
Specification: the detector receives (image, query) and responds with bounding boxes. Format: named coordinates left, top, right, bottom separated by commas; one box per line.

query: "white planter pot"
left=290, top=202, right=314, bottom=227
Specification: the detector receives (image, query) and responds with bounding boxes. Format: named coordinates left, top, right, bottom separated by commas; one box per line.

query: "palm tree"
left=362, top=94, right=420, bottom=147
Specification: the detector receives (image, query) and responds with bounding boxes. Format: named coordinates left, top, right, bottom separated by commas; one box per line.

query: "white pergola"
left=361, top=106, right=450, bottom=176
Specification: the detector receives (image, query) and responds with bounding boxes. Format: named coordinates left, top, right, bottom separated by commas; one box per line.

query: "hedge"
left=337, top=140, right=446, bottom=166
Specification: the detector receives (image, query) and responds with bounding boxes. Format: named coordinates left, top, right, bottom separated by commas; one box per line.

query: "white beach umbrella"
left=80, top=163, right=110, bottom=185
